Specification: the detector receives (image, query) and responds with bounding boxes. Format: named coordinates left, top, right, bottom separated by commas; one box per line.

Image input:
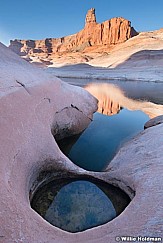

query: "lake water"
left=58, top=78, right=163, bottom=171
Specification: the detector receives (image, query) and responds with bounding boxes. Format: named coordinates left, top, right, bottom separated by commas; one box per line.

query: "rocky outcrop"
left=9, top=8, right=137, bottom=64
left=0, top=43, right=162, bottom=242
left=85, top=8, right=96, bottom=25
left=0, top=42, right=97, bottom=242
left=144, top=115, right=163, bottom=129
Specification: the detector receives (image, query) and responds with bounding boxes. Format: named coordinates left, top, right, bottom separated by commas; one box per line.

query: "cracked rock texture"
left=0, top=42, right=163, bottom=242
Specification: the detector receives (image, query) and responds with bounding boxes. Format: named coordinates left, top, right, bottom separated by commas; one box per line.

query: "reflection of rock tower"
left=85, top=83, right=122, bottom=116
left=85, top=8, right=96, bottom=26
left=85, top=83, right=163, bottom=118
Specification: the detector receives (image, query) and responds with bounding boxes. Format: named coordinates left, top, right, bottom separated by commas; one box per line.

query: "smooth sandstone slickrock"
left=9, top=8, right=137, bottom=65
left=0, top=43, right=162, bottom=242
left=0, top=42, right=97, bottom=242
left=41, top=29, right=163, bottom=80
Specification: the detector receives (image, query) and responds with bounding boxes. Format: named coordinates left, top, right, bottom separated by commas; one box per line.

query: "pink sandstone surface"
left=0, top=42, right=163, bottom=242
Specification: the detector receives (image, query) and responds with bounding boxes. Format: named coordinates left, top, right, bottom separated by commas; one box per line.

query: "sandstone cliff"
left=9, top=8, right=137, bottom=66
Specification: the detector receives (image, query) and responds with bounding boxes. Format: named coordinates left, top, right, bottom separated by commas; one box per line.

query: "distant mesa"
left=9, top=8, right=138, bottom=66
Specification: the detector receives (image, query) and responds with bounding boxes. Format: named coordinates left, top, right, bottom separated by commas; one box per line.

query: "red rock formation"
left=9, top=8, right=138, bottom=64
left=85, top=8, right=96, bottom=25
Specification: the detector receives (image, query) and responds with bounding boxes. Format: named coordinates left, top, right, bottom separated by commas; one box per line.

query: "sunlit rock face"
left=85, top=83, right=163, bottom=118
left=85, top=8, right=96, bottom=25
left=9, top=8, right=137, bottom=65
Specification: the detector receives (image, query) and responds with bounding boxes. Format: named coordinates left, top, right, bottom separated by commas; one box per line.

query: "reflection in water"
left=57, top=82, right=163, bottom=171
left=85, top=83, right=163, bottom=118
left=31, top=180, right=130, bottom=233
left=44, top=181, right=116, bottom=232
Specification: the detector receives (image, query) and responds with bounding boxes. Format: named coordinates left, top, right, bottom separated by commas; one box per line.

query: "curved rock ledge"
left=0, top=43, right=163, bottom=242
left=144, top=115, right=163, bottom=129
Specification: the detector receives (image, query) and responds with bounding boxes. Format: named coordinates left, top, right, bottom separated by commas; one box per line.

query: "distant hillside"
left=9, top=8, right=137, bottom=67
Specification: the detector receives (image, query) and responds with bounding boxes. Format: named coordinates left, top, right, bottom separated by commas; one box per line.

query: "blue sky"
left=0, top=0, right=163, bottom=46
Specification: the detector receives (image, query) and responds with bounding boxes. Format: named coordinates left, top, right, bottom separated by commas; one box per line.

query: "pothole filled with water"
left=31, top=178, right=131, bottom=233
left=57, top=110, right=149, bottom=171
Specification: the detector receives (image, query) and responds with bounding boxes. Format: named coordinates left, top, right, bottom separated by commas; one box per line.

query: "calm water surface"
left=58, top=109, right=149, bottom=171
left=61, top=77, right=163, bottom=104
left=31, top=179, right=130, bottom=233
left=58, top=78, right=163, bottom=171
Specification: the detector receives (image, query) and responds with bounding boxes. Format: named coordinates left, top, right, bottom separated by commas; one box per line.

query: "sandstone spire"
left=9, top=8, right=138, bottom=63
left=85, top=8, right=96, bottom=25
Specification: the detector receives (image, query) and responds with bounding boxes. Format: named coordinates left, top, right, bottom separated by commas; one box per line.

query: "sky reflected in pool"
left=59, top=109, right=149, bottom=171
